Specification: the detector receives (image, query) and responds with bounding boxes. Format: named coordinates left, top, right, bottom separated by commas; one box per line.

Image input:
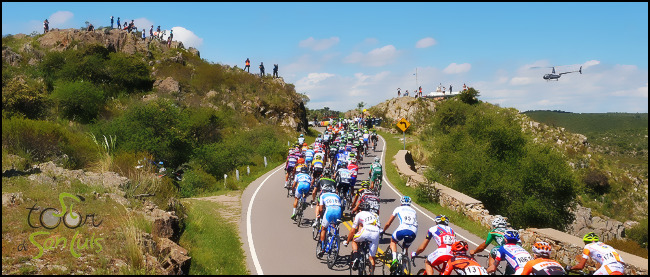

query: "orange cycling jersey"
left=442, top=255, right=487, bottom=275
left=520, top=258, right=565, bottom=275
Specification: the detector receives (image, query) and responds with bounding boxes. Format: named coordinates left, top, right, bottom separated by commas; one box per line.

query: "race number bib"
left=441, top=234, right=455, bottom=245
left=325, top=197, right=341, bottom=206
left=465, top=266, right=487, bottom=275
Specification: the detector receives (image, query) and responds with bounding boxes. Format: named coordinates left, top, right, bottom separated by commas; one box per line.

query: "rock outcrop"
left=154, top=77, right=180, bottom=94
left=369, top=97, right=436, bottom=125
left=567, top=205, right=626, bottom=241
left=2, top=46, right=22, bottom=66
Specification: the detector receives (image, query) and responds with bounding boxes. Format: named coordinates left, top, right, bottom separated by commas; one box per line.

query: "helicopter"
left=530, top=66, right=582, bottom=81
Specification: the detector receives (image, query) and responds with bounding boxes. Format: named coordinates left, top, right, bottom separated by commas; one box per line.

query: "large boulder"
left=188, top=47, right=200, bottom=58
left=157, top=238, right=191, bottom=275
left=2, top=46, right=22, bottom=66
left=154, top=77, right=180, bottom=93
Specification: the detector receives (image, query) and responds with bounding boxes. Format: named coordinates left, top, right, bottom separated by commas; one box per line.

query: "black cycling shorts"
left=337, top=182, right=351, bottom=195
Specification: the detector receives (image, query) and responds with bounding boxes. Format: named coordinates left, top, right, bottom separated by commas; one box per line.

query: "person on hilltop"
left=87, top=23, right=95, bottom=32
left=397, top=88, right=401, bottom=97
left=141, top=28, right=146, bottom=41
left=117, top=17, right=121, bottom=29
left=419, top=86, right=423, bottom=97
left=43, top=19, right=49, bottom=34
left=259, top=62, right=265, bottom=77
left=449, top=84, right=453, bottom=94
left=244, top=58, right=251, bottom=72
left=149, top=25, right=154, bottom=40
left=463, top=83, right=467, bottom=91
left=273, top=64, right=279, bottom=78
left=110, top=16, right=114, bottom=29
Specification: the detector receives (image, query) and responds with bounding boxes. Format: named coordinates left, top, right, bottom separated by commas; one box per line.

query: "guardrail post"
left=247, top=165, right=250, bottom=175
left=236, top=169, right=239, bottom=181
left=224, top=174, right=227, bottom=188
left=264, top=156, right=267, bottom=167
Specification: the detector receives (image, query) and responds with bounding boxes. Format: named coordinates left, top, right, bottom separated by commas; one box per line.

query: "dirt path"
left=185, top=192, right=242, bottom=225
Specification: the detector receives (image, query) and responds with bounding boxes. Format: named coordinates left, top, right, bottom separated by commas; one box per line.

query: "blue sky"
left=3, top=3, right=648, bottom=112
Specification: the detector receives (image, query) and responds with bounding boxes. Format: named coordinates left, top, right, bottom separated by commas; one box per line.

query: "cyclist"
left=305, top=146, right=315, bottom=170
left=362, top=129, right=370, bottom=151
left=347, top=158, right=359, bottom=187
left=351, top=181, right=370, bottom=212
left=443, top=241, right=488, bottom=275
left=520, top=241, right=566, bottom=275
left=312, top=169, right=337, bottom=211
left=470, top=216, right=510, bottom=272
left=298, top=134, right=305, bottom=145
left=411, top=215, right=456, bottom=275
left=369, top=157, right=383, bottom=190
left=382, top=196, right=418, bottom=271
left=335, top=161, right=353, bottom=201
left=284, top=149, right=298, bottom=188
left=343, top=202, right=382, bottom=275
left=290, top=166, right=313, bottom=220
left=565, top=232, right=625, bottom=275
left=352, top=182, right=380, bottom=215
left=371, top=129, right=378, bottom=149
left=312, top=152, right=325, bottom=178
left=316, top=182, right=342, bottom=257
left=487, top=230, right=532, bottom=275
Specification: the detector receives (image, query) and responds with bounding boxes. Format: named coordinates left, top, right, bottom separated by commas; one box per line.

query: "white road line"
left=378, top=135, right=480, bottom=247
left=247, top=166, right=284, bottom=275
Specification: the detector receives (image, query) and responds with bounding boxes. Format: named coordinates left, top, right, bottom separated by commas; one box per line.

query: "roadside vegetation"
left=2, top=32, right=310, bottom=274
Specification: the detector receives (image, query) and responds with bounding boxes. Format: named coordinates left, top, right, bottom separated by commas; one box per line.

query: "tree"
left=458, top=87, right=480, bottom=105
left=357, top=101, right=366, bottom=110
left=299, top=92, right=310, bottom=104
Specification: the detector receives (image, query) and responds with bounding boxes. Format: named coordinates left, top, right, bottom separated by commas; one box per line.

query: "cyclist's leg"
left=427, top=247, right=452, bottom=273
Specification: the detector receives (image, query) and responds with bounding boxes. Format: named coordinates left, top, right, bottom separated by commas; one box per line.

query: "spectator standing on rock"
left=111, top=16, right=114, bottom=29
left=244, top=58, right=251, bottom=72
left=419, top=86, right=422, bottom=97
left=141, top=28, right=146, bottom=41
left=449, top=84, right=452, bottom=94
left=397, top=88, right=401, bottom=97
left=149, top=25, right=154, bottom=40
left=43, top=19, right=49, bottom=34
left=463, top=83, right=466, bottom=91
left=117, top=17, right=121, bottom=29
left=259, top=62, right=265, bottom=77
left=273, top=64, right=279, bottom=78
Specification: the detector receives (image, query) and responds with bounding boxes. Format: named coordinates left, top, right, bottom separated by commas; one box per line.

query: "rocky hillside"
left=367, top=97, right=437, bottom=127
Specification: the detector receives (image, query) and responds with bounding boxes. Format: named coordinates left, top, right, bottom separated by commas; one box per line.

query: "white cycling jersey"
left=352, top=211, right=381, bottom=229
left=294, top=173, right=312, bottom=184
left=298, top=137, right=305, bottom=144
left=392, top=205, right=418, bottom=233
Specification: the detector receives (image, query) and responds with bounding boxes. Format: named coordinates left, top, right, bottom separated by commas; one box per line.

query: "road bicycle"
left=411, top=254, right=448, bottom=275
left=349, top=240, right=373, bottom=275
left=294, top=192, right=309, bottom=227
left=286, top=171, right=296, bottom=198
left=317, top=219, right=342, bottom=269
left=372, top=176, right=383, bottom=197
left=474, top=254, right=503, bottom=275
left=380, top=233, right=414, bottom=275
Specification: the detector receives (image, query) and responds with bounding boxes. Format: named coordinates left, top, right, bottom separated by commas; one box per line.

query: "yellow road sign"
left=397, top=118, right=410, bottom=132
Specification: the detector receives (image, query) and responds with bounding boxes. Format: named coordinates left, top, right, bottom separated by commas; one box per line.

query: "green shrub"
left=2, top=116, right=96, bottom=168
left=2, top=77, right=50, bottom=119
left=457, top=87, right=480, bottom=105
left=583, top=169, right=610, bottom=194
left=179, top=167, right=218, bottom=197
left=105, top=52, right=152, bottom=95
left=51, top=81, right=105, bottom=123
left=424, top=100, right=578, bottom=229
left=626, top=218, right=648, bottom=249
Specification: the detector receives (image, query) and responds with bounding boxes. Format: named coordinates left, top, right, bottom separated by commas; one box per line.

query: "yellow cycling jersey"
left=312, top=159, right=324, bottom=166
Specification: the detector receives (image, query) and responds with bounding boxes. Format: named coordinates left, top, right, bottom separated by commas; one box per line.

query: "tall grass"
left=88, top=133, right=116, bottom=172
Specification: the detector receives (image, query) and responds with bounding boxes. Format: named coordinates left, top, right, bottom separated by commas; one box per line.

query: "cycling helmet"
left=309, top=146, right=313, bottom=149
left=349, top=152, right=356, bottom=158
left=297, top=158, right=305, bottom=164
left=360, top=181, right=370, bottom=189
left=583, top=232, right=599, bottom=243
left=491, top=216, right=508, bottom=229
left=340, top=161, right=349, bottom=168
left=303, top=143, right=308, bottom=147
left=300, top=166, right=309, bottom=173
left=400, top=196, right=412, bottom=205
left=322, top=183, right=335, bottom=193
left=318, top=134, right=322, bottom=138
left=300, top=134, right=304, bottom=137
left=504, top=230, right=520, bottom=243
left=289, top=149, right=295, bottom=155
left=435, top=215, right=450, bottom=226
left=349, top=158, right=357, bottom=164
left=532, top=241, right=552, bottom=258
left=374, top=157, right=380, bottom=163
left=451, top=241, right=469, bottom=255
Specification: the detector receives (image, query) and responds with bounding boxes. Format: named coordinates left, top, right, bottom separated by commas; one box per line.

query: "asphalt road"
left=240, top=127, right=493, bottom=275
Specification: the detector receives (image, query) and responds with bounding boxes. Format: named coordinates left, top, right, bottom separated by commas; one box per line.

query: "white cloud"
left=537, top=99, right=565, bottom=106
left=443, top=63, right=471, bottom=74
left=612, top=83, right=648, bottom=97
left=415, top=37, right=437, bottom=48
left=363, top=38, right=378, bottom=45
left=343, top=45, right=399, bottom=67
left=283, top=54, right=321, bottom=78
left=497, top=77, right=508, bottom=84
left=299, top=37, right=340, bottom=51
left=296, top=73, right=336, bottom=90
left=582, top=60, right=600, bottom=69
left=170, top=26, right=203, bottom=49
left=321, top=52, right=340, bottom=62
left=133, top=18, right=153, bottom=31
left=49, top=11, right=74, bottom=25
left=510, top=77, right=533, bottom=86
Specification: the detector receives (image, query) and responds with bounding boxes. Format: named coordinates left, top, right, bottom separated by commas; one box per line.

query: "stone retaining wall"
left=391, top=149, right=648, bottom=274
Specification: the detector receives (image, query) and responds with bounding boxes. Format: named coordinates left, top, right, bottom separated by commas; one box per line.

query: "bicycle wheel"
left=400, top=253, right=411, bottom=275
left=312, top=218, right=320, bottom=240
left=382, top=248, right=392, bottom=275
left=296, top=198, right=304, bottom=227
left=327, top=230, right=339, bottom=269
left=316, top=240, right=323, bottom=259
